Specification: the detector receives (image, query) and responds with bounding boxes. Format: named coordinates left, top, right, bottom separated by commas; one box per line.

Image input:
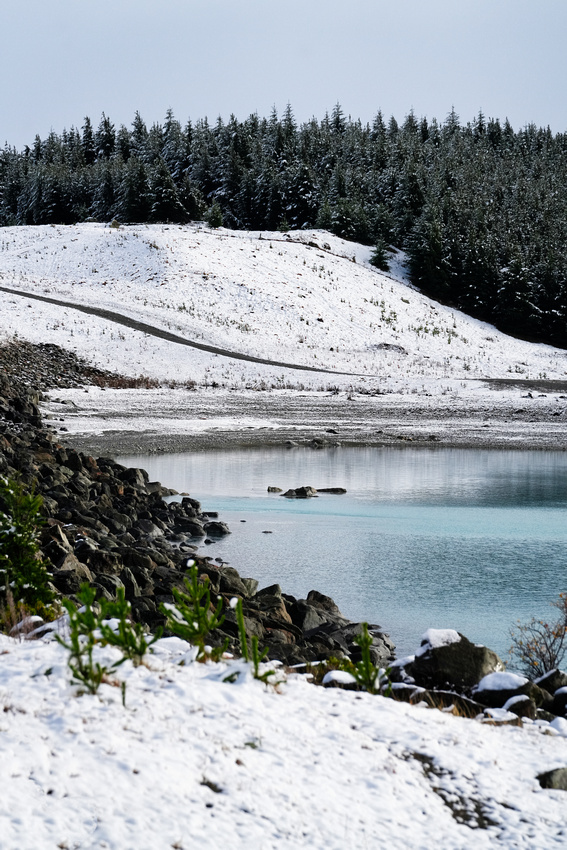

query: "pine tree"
left=81, top=117, right=96, bottom=165
left=148, top=158, right=187, bottom=222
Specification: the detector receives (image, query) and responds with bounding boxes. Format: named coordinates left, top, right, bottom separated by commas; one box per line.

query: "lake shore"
left=46, top=379, right=567, bottom=456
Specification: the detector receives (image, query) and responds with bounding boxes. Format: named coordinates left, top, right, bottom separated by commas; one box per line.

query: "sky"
left=2, top=0, right=566, bottom=149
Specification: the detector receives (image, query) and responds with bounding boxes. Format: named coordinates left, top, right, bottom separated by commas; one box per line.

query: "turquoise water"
left=116, top=447, right=567, bottom=660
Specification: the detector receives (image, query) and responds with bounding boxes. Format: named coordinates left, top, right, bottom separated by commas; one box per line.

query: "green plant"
left=57, top=584, right=162, bottom=698
left=509, top=593, right=567, bottom=677
left=0, top=476, right=55, bottom=615
left=55, top=585, right=117, bottom=695
left=232, top=597, right=275, bottom=685
left=206, top=200, right=223, bottom=229
left=369, top=239, right=390, bottom=272
left=340, top=623, right=391, bottom=695
left=98, top=587, right=162, bottom=666
left=160, top=564, right=228, bottom=661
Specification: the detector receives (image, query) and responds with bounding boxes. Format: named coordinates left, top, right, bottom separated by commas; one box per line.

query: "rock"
left=240, top=577, right=259, bottom=597
left=219, top=567, right=252, bottom=598
left=551, top=687, right=567, bottom=717
left=204, top=521, right=230, bottom=537
left=502, top=694, right=537, bottom=720
left=408, top=630, right=505, bottom=692
left=120, top=567, right=141, bottom=598
left=306, top=589, right=345, bottom=618
left=288, top=599, right=330, bottom=632
left=95, top=574, right=125, bottom=599
left=174, top=519, right=206, bottom=537
left=281, top=486, right=317, bottom=498
left=535, top=669, right=567, bottom=694
left=537, top=768, right=567, bottom=791
left=135, top=519, right=164, bottom=539
left=267, top=486, right=282, bottom=493
left=316, top=488, right=347, bottom=494
left=474, top=672, right=553, bottom=711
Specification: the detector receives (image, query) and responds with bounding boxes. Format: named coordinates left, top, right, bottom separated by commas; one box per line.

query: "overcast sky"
left=2, top=0, right=566, bottom=149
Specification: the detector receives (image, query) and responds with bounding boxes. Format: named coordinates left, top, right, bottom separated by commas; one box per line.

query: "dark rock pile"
left=0, top=348, right=395, bottom=666
left=0, top=338, right=159, bottom=395
left=391, top=630, right=567, bottom=726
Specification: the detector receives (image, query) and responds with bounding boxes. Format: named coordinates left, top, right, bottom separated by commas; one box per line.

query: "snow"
left=551, top=718, right=567, bottom=737
left=321, top=669, right=356, bottom=686
left=0, top=222, right=565, bottom=395
left=415, top=628, right=461, bottom=656
left=2, top=631, right=567, bottom=848
left=476, top=672, right=529, bottom=692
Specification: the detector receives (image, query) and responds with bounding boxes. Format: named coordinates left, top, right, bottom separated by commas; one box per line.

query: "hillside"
left=0, top=223, right=566, bottom=392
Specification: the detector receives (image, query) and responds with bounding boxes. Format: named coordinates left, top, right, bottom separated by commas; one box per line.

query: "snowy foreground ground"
left=2, top=632, right=567, bottom=850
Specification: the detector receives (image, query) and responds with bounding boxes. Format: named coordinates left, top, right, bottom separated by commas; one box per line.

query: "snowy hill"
left=1, top=223, right=566, bottom=391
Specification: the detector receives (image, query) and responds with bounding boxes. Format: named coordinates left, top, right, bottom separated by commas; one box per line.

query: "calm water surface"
left=116, top=447, right=567, bottom=660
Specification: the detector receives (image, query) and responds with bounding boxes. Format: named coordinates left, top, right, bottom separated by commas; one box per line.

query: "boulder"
left=535, top=669, right=567, bottom=694
left=204, top=520, right=230, bottom=537
left=281, top=486, right=318, bottom=498
left=551, top=686, right=567, bottom=717
left=219, top=567, right=252, bottom=598
left=502, top=694, right=537, bottom=720
left=408, top=629, right=505, bottom=692
left=537, top=768, right=567, bottom=791
left=474, top=671, right=553, bottom=710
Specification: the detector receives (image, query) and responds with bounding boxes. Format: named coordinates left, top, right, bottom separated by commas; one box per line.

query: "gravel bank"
left=44, top=380, right=567, bottom=455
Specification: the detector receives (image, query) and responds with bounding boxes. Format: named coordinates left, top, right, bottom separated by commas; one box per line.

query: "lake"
left=115, top=447, right=567, bottom=662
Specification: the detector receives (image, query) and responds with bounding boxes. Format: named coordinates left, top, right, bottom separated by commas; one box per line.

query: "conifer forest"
left=1, top=105, right=566, bottom=348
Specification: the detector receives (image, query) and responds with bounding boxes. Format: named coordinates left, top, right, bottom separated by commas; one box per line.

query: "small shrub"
left=98, top=587, right=162, bottom=667
left=0, top=476, right=55, bottom=617
left=160, top=563, right=228, bottom=661
left=509, top=593, right=567, bottom=677
left=232, top=597, right=275, bottom=684
left=55, top=585, right=115, bottom=695
left=340, top=623, right=392, bottom=695
left=206, top=201, right=223, bottom=229
left=57, top=584, right=161, bottom=696
left=369, top=239, right=390, bottom=272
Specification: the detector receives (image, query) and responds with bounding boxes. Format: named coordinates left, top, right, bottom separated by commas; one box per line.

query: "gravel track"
left=0, top=284, right=366, bottom=377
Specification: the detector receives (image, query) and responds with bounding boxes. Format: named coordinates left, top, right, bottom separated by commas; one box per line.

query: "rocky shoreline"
left=0, top=340, right=395, bottom=667
left=3, top=340, right=567, bottom=739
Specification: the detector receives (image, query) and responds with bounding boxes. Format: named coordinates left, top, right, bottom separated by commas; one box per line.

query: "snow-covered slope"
left=0, top=223, right=565, bottom=390
left=2, top=631, right=567, bottom=849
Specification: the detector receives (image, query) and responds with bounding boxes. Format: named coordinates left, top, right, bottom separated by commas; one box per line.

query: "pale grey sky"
left=2, top=0, right=566, bottom=149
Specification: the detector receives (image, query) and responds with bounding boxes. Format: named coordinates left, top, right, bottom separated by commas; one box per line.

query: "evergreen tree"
left=81, top=117, right=96, bottom=165
left=114, top=156, right=149, bottom=222
left=148, top=158, right=187, bottom=222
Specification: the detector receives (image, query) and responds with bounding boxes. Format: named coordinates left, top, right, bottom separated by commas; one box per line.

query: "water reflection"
left=116, top=447, right=567, bottom=659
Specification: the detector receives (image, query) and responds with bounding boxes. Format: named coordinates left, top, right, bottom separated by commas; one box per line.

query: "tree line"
left=1, top=105, right=566, bottom=348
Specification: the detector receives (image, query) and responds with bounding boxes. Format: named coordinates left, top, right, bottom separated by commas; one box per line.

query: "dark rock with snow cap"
left=407, top=629, right=505, bottom=692
left=473, top=671, right=553, bottom=710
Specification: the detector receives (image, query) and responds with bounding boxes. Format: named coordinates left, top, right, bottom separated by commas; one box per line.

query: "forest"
left=1, top=105, right=566, bottom=348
